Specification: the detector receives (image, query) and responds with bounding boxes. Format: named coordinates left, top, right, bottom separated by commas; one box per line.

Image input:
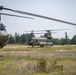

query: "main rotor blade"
left=0, top=6, right=76, bottom=26
left=35, top=29, right=68, bottom=31
left=26, top=32, right=57, bottom=34
left=48, top=29, right=69, bottom=31
left=34, top=32, right=57, bottom=34
left=0, top=13, right=34, bottom=19
left=24, top=29, right=68, bottom=32
left=26, top=33, right=44, bottom=34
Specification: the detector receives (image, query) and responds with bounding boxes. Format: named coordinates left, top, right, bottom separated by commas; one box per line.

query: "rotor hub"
left=0, top=6, right=3, bottom=10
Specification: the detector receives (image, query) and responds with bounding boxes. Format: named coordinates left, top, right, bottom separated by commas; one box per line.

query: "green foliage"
left=53, top=38, right=61, bottom=45
left=8, top=34, right=15, bottom=44
left=71, top=35, right=76, bottom=44
left=20, top=34, right=29, bottom=44
left=60, top=38, right=67, bottom=45
left=14, top=33, right=20, bottom=43
left=8, top=33, right=29, bottom=44
left=8, top=33, right=76, bottom=45
left=60, top=38, right=71, bottom=45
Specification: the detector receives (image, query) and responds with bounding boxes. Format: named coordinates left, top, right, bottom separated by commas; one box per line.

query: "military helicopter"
left=0, top=6, right=34, bottom=48
left=25, top=29, right=68, bottom=47
left=0, top=6, right=76, bottom=48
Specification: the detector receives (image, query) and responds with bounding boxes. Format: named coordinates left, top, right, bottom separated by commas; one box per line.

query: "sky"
left=0, top=0, right=76, bottom=39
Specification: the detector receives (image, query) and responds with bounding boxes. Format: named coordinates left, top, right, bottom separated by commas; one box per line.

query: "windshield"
left=0, top=24, right=6, bottom=31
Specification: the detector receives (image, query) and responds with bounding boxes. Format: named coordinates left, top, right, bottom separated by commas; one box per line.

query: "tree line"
left=8, top=32, right=76, bottom=45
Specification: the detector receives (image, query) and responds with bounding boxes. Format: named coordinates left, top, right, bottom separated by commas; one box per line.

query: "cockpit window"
left=1, top=26, right=4, bottom=31
left=0, top=24, right=6, bottom=31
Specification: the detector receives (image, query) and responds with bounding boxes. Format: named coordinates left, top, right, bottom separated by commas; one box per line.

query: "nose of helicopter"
left=0, top=32, right=9, bottom=48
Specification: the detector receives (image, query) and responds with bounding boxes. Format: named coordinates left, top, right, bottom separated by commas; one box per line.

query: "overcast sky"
left=0, top=0, right=76, bottom=39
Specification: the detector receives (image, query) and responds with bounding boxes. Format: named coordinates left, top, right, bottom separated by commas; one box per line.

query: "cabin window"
left=0, top=26, right=6, bottom=31
left=1, top=26, right=4, bottom=31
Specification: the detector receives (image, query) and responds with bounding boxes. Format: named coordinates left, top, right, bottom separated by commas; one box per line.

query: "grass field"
left=0, top=44, right=76, bottom=75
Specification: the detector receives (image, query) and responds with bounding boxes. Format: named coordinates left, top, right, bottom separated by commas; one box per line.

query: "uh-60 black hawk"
left=0, top=6, right=76, bottom=48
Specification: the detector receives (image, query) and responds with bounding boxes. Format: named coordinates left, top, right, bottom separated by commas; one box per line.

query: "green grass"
left=0, top=44, right=76, bottom=75
left=0, top=44, right=76, bottom=51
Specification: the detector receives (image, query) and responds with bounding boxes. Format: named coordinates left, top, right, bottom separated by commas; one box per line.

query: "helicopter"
left=0, top=6, right=76, bottom=48
left=25, top=29, right=68, bottom=47
left=0, top=6, right=34, bottom=48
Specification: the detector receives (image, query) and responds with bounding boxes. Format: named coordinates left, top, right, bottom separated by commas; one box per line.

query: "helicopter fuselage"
left=27, top=37, right=53, bottom=47
left=0, top=23, right=9, bottom=48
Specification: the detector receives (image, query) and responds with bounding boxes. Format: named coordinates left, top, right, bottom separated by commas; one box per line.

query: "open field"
left=0, top=44, right=76, bottom=75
